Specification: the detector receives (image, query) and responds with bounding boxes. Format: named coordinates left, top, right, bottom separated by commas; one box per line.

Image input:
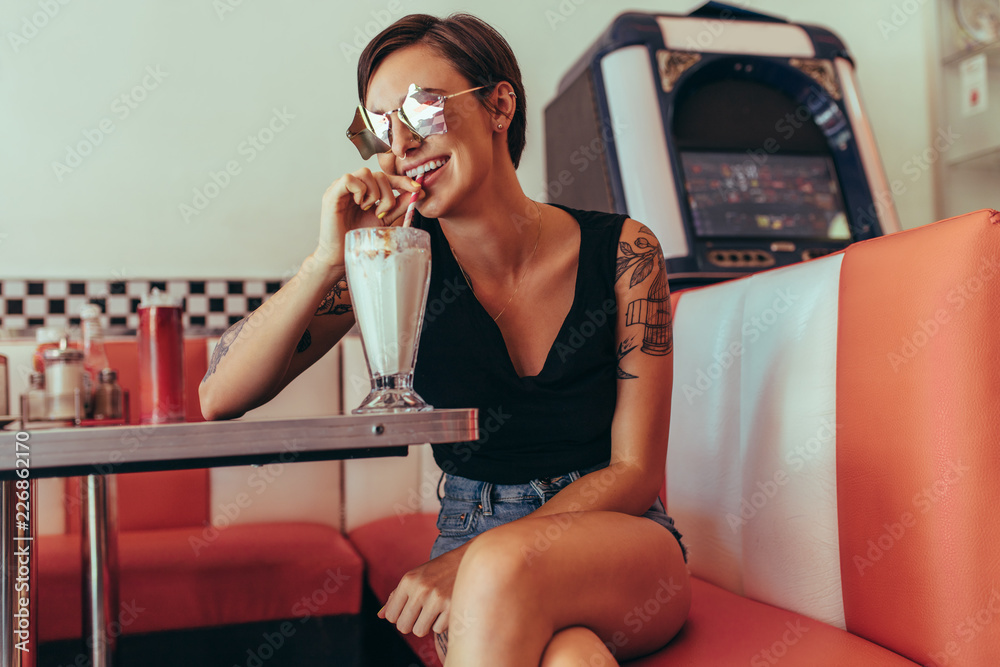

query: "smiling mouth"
left=405, top=157, right=449, bottom=179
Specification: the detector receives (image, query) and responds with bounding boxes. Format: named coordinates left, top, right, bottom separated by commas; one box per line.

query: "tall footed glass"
left=344, top=226, right=433, bottom=413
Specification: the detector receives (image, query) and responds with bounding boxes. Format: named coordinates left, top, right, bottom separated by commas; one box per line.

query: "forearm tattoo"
left=202, top=314, right=250, bottom=382
left=296, top=329, right=312, bottom=353
left=617, top=225, right=674, bottom=372
left=315, top=277, right=352, bottom=316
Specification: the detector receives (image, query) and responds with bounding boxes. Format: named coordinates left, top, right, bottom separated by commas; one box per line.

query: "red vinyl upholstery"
left=38, top=337, right=363, bottom=642
left=835, top=208, right=1000, bottom=665
left=629, top=579, right=915, bottom=666
left=349, top=513, right=443, bottom=667
left=64, top=470, right=210, bottom=533
left=39, top=523, right=362, bottom=640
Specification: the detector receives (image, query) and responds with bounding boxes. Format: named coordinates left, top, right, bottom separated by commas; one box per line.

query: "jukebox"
left=544, top=2, right=902, bottom=290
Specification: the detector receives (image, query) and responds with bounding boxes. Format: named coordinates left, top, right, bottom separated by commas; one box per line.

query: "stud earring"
left=497, top=123, right=503, bottom=129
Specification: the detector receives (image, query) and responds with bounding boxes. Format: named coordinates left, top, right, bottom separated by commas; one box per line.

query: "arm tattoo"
left=202, top=315, right=250, bottom=383
left=435, top=630, right=448, bottom=657
left=617, top=337, right=639, bottom=379
left=619, top=227, right=674, bottom=356
left=296, top=328, right=312, bottom=353
left=315, top=277, right=352, bottom=316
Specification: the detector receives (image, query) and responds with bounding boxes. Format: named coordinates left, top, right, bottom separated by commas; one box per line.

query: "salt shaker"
left=43, top=340, right=85, bottom=421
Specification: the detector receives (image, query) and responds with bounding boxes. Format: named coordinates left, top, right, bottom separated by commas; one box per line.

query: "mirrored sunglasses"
left=347, top=83, right=486, bottom=159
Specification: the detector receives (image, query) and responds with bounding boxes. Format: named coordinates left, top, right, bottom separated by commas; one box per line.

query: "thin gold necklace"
left=451, top=200, right=542, bottom=323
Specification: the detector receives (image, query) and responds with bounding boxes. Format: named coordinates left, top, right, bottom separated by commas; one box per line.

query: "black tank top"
left=413, top=205, right=627, bottom=483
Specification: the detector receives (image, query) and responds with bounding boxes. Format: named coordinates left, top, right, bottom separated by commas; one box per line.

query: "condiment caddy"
left=14, top=305, right=128, bottom=429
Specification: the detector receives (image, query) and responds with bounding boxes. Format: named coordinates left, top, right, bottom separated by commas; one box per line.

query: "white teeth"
left=406, top=158, right=448, bottom=179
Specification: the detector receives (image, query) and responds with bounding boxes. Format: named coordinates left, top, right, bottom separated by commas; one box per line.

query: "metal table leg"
left=82, top=474, right=119, bottom=667
left=2, top=477, right=38, bottom=667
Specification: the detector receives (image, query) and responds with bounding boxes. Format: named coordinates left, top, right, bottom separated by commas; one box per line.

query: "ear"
left=492, top=81, right=516, bottom=129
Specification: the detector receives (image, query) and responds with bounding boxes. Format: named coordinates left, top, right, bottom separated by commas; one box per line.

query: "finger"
left=412, top=603, right=447, bottom=638
left=394, top=596, right=428, bottom=635
left=377, top=173, right=423, bottom=225
left=384, top=172, right=424, bottom=194
left=350, top=168, right=383, bottom=211
left=431, top=608, right=450, bottom=635
left=383, top=187, right=425, bottom=227
left=371, top=171, right=398, bottom=222
left=341, top=173, right=372, bottom=209
left=380, top=589, right=408, bottom=624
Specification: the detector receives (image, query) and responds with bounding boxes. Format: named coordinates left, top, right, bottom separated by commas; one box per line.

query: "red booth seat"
left=348, top=209, right=1000, bottom=666
left=40, top=520, right=362, bottom=639
left=37, top=339, right=363, bottom=643
left=349, top=513, right=442, bottom=666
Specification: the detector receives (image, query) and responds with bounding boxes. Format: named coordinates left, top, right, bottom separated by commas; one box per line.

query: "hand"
left=378, top=548, right=462, bottom=638
left=313, top=168, right=424, bottom=269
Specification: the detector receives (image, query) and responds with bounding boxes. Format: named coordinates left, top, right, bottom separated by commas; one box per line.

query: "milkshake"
left=345, top=226, right=433, bottom=412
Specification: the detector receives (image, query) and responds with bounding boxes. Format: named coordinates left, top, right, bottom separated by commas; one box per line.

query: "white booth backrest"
left=667, top=253, right=847, bottom=630
left=207, top=337, right=343, bottom=531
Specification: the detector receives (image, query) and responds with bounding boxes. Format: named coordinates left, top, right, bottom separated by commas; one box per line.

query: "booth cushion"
left=349, top=513, right=442, bottom=667
left=65, top=471, right=210, bottom=533
left=631, top=578, right=917, bottom=666
left=39, top=523, right=364, bottom=641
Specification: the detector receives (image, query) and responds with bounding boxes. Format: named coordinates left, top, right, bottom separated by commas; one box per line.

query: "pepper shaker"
left=93, top=368, right=124, bottom=420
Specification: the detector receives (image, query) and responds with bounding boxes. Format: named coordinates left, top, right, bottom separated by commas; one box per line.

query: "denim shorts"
left=429, top=461, right=688, bottom=563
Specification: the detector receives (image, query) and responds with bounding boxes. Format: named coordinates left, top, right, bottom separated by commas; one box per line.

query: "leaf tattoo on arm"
left=615, top=237, right=657, bottom=287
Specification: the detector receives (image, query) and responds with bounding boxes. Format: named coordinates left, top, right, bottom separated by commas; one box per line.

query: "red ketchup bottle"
left=137, top=288, right=185, bottom=424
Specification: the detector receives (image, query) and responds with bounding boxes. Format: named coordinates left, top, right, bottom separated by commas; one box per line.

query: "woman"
left=199, top=13, right=690, bottom=666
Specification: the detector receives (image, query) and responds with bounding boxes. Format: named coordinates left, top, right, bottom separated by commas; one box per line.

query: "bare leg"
left=541, top=627, right=618, bottom=667
left=444, top=511, right=690, bottom=666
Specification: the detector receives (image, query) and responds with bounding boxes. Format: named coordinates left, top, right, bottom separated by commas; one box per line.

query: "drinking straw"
left=402, top=173, right=424, bottom=227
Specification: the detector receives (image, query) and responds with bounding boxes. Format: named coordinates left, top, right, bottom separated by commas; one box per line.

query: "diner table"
left=0, top=408, right=478, bottom=667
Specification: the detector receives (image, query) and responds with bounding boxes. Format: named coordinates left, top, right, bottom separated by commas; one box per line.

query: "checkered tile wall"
left=0, top=279, right=284, bottom=337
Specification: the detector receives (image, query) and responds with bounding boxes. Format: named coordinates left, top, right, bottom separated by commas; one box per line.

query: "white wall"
left=1, top=0, right=946, bottom=281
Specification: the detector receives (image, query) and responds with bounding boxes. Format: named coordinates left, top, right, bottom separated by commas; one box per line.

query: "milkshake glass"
left=344, top=226, right=433, bottom=413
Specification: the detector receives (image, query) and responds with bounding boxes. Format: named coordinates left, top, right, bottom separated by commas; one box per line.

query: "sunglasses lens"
left=347, top=107, right=390, bottom=159
left=402, top=87, right=447, bottom=138
left=348, top=83, right=464, bottom=158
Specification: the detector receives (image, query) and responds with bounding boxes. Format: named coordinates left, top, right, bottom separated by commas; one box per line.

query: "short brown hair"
left=357, top=13, right=527, bottom=169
